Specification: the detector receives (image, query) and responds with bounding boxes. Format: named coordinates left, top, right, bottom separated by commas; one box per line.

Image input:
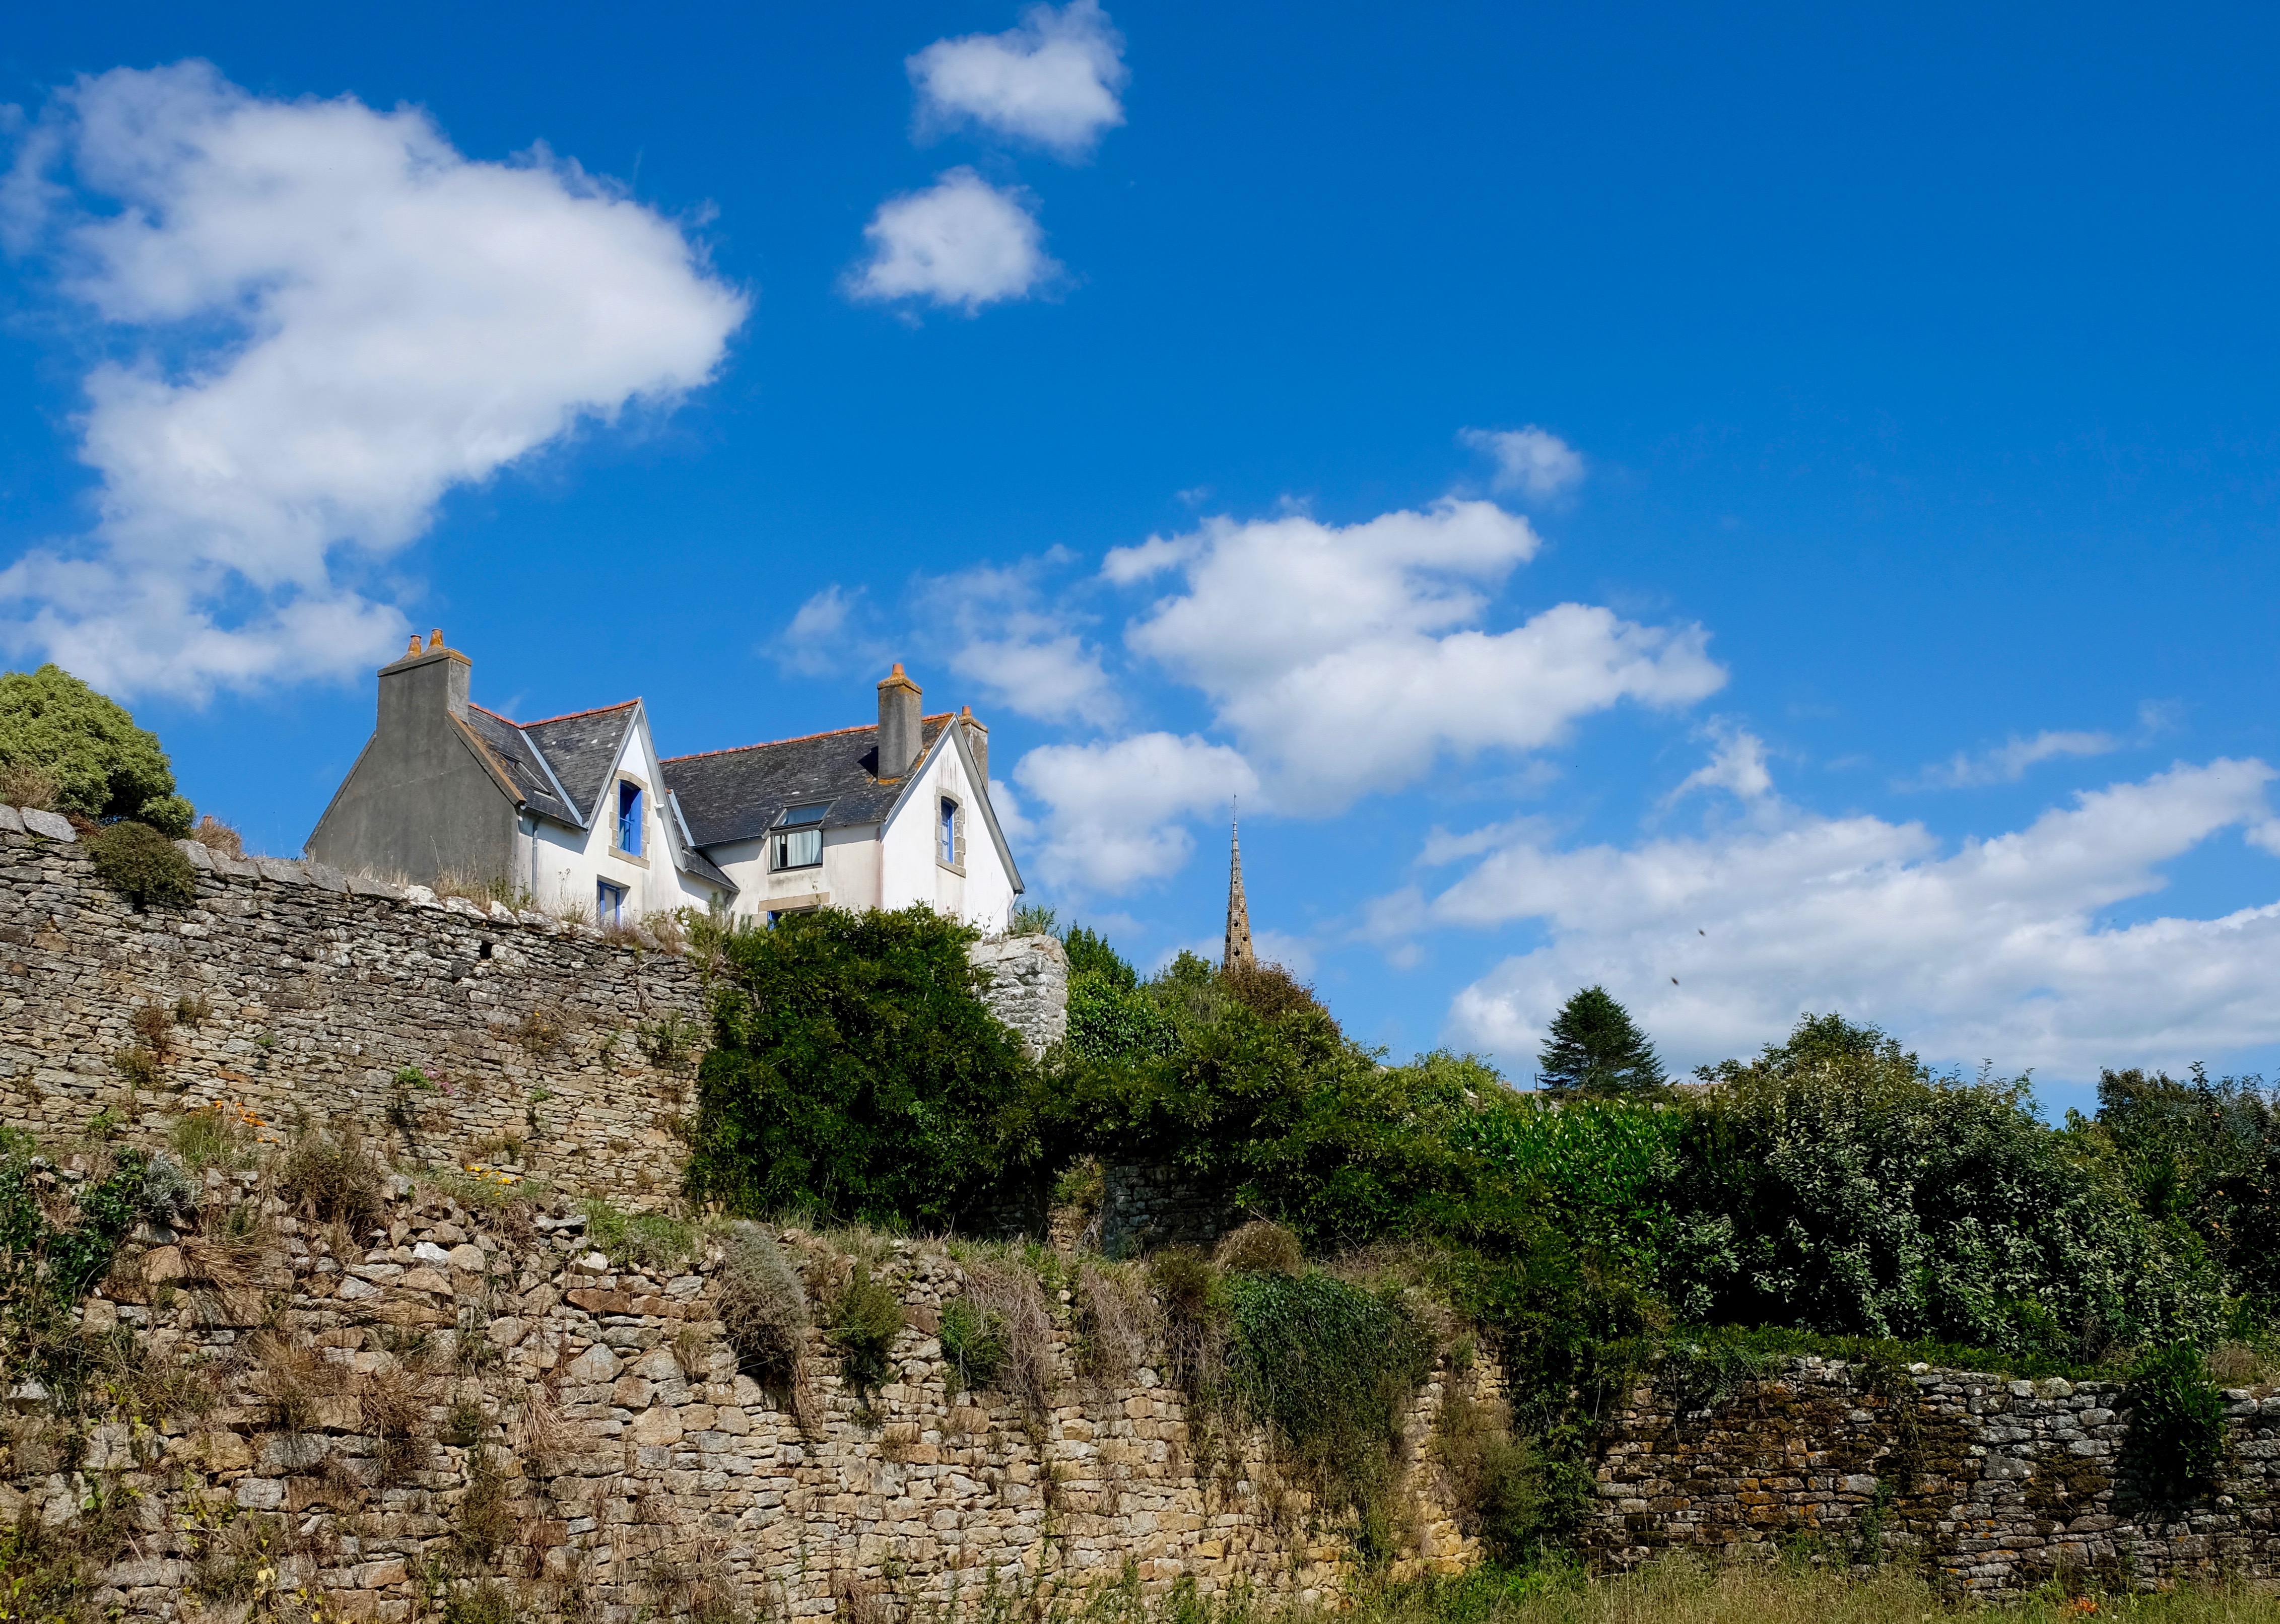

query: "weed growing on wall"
left=0, top=1136, right=151, bottom=1390
left=828, top=1264, right=905, bottom=1401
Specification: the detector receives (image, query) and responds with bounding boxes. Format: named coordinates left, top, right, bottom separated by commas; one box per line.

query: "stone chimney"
left=377, top=628, right=470, bottom=736
left=960, top=704, right=989, bottom=784
left=877, top=663, right=923, bottom=780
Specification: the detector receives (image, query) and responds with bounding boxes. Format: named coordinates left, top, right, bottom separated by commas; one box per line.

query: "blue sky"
left=6, top=2, right=2280, bottom=1113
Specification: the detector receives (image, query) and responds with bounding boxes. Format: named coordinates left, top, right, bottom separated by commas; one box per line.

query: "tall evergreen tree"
left=1537, top=985, right=1665, bottom=1095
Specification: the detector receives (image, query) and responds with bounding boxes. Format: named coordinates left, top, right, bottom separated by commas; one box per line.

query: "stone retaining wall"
left=0, top=818, right=1062, bottom=1211
left=28, top=1172, right=1479, bottom=1622
left=1588, top=1355, right=2280, bottom=1597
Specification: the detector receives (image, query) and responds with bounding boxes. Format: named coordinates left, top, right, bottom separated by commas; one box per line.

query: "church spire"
left=1223, top=805, right=1256, bottom=972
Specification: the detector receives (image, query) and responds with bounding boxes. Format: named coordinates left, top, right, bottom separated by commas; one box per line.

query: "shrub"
left=1074, top=1262, right=1158, bottom=1384
left=1663, top=1014, right=2223, bottom=1359
left=1432, top=1393, right=1564, bottom=1564
left=684, top=906, right=1049, bottom=1229
left=939, top=1298, right=1010, bottom=1395
left=581, top=1200, right=695, bottom=1271
left=0, top=763, right=59, bottom=811
left=88, top=821, right=197, bottom=907
left=958, top=1261, right=1056, bottom=1422
left=278, top=1125, right=387, bottom=1234
left=1149, top=1248, right=1226, bottom=1393
left=1223, top=1270, right=1436, bottom=1550
left=2122, top=1342, right=2228, bottom=1507
left=1214, top=1219, right=1304, bottom=1276
left=1221, top=961, right=1324, bottom=1023
left=0, top=664, right=192, bottom=834
left=828, top=1264, right=905, bottom=1399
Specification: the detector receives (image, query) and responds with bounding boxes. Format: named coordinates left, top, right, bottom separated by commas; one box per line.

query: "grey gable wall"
left=306, top=644, right=520, bottom=886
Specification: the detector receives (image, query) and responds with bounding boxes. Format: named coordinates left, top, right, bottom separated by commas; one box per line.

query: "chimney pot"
left=406, top=636, right=422, bottom=658
left=429, top=628, right=444, bottom=650
left=876, top=663, right=923, bottom=780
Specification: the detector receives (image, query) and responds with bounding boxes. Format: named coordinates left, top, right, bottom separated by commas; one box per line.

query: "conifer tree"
left=1537, top=985, right=1665, bottom=1095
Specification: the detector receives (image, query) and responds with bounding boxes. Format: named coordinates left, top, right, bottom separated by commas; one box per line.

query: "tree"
left=1536, top=986, right=1665, bottom=1096
left=0, top=665, right=192, bottom=836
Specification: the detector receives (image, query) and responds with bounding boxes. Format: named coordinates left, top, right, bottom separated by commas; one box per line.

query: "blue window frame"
left=596, top=879, right=627, bottom=926
left=617, top=781, right=642, bottom=855
left=939, top=796, right=958, bottom=865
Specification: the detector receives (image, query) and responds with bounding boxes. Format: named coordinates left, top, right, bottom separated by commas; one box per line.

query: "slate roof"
left=463, top=699, right=734, bottom=892
left=661, top=715, right=955, bottom=849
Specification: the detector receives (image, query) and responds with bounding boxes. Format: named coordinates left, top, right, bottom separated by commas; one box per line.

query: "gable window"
left=770, top=803, right=827, bottom=871
left=616, top=781, right=643, bottom=856
left=596, top=879, right=627, bottom=926
left=938, top=796, right=964, bottom=867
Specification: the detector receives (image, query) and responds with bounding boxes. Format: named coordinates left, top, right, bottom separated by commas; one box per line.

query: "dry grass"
left=1320, top=1561, right=2280, bottom=1623
left=277, top=1124, right=386, bottom=1234
left=962, top=1260, right=1057, bottom=1424
left=1075, top=1261, right=1160, bottom=1384
left=1215, top=1219, right=1305, bottom=1275
left=716, top=1224, right=818, bottom=1433
left=361, top=1366, right=432, bottom=1483
left=0, top=763, right=60, bottom=811
left=187, top=815, right=244, bottom=860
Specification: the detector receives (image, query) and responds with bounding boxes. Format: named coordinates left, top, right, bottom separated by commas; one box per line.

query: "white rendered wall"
left=513, top=714, right=728, bottom=921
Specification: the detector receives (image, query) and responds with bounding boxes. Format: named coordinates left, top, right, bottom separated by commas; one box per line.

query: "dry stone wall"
left=0, top=819, right=1063, bottom=1212
left=27, top=1171, right=1481, bottom=1623
left=0, top=816, right=705, bottom=1203
left=1588, top=1355, right=2280, bottom=1597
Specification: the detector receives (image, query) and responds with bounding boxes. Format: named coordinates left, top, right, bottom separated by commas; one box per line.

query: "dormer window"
left=616, top=781, right=643, bottom=856
left=770, top=803, right=827, bottom=871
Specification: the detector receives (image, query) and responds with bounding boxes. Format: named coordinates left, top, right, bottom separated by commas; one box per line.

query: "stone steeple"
left=1223, top=809, right=1256, bottom=972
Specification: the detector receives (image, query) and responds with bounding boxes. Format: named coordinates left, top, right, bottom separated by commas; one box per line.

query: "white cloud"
left=1915, top=728, right=2121, bottom=788
left=1013, top=732, right=1256, bottom=891
left=1459, top=426, right=1586, bottom=500
left=932, top=559, right=1119, bottom=726
left=1110, top=499, right=1725, bottom=806
left=1424, top=757, right=2280, bottom=1078
left=907, top=0, right=1128, bottom=159
left=0, top=61, right=747, bottom=700
left=1664, top=723, right=1773, bottom=805
left=846, top=168, right=1057, bottom=314
left=771, top=585, right=867, bottom=677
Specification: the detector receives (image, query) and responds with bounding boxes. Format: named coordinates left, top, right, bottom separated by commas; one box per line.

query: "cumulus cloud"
left=1459, top=426, right=1586, bottom=500
left=1664, top=723, right=1774, bottom=806
left=1013, top=732, right=1256, bottom=891
left=1108, top=499, right=1725, bottom=806
left=1422, top=757, right=2280, bottom=1078
left=908, top=0, right=1128, bottom=159
left=0, top=61, right=746, bottom=700
left=931, top=558, right=1119, bottom=727
left=846, top=168, right=1057, bottom=314
left=771, top=586, right=869, bottom=677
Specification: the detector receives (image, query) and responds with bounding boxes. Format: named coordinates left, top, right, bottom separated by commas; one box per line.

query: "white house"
left=306, top=633, right=1023, bottom=933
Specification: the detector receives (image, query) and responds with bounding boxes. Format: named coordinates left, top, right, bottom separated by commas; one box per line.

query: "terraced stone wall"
left=1588, top=1355, right=2280, bottom=1598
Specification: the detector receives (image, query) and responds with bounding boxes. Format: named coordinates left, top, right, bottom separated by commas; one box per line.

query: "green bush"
left=88, top=821, right=197, bottom=907
left=683, top=907, right=1049, bottom=1228
left=0, top=664, right=191, bottom=834
left=2090, top=1066, right=2280, bottom=1309
left=2122, top=1342, right=2228, bottom=1507
left=939, top=1298, right=1010, bottom=1394
left=1662, top=1014, right=2222, bottom=1360
left=828, top=1264, right=905, bottom=1399
left=1223, top=1270, right=1436, bottom=1546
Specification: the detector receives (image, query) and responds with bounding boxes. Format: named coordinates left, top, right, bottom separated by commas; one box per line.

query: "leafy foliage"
left=0, top=664, right=192, bottom=835
left=2121, top=1342, right=2229, bottom=1508
left=1536, top=985, right=1666, bottom=1095
left=2090, top=1066, right=2280, bottom=1310
left=1663, top=1014, right=2220, bottom=1361
left=827, top=1264, right=905, bottom=1399
left=87, top=820, right=197, bottom=907
left=683, top=907, right=1048, bottom=1228
left=0, top=1140, right=150, bottom=1389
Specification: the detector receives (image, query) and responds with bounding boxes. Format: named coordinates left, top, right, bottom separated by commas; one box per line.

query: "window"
left=596, top=880, right=627, bottom=926
left=939, top=796, right=961, bottom=866
left=770, top=803, right=826, bottom=871
left=616, top=782, right=643, bottom=856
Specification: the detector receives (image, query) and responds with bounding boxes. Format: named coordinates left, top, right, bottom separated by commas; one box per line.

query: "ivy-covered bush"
left=2121, top=1342, right=2228, bottom=1507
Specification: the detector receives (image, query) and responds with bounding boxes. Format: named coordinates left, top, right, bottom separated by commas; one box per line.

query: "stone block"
left=19, top=809, right=73, bottom=842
